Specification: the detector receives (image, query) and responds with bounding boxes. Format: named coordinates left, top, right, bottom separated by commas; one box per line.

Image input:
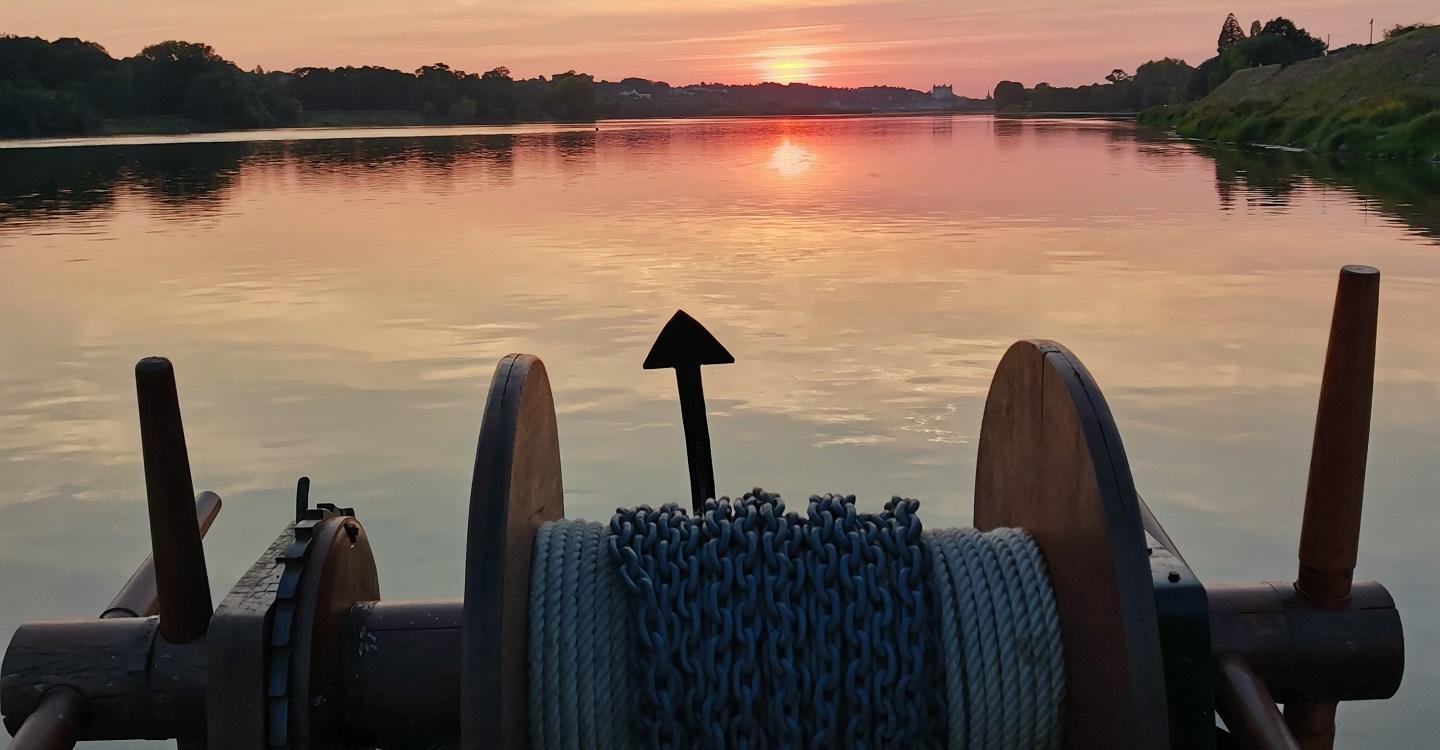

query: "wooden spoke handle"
left=5, top=689, right=87, bottom=750
left=1287, top=265, right=1381, bottom=748
left=135, top=357, right=215, bottom=643
left=6, top=361, right=223, bottom=749
left=1216, top=655, right=1300, bottom=750
left=101, top=492, right=222, bottom=619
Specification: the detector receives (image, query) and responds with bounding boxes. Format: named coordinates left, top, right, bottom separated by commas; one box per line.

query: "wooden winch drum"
left=458, top=342, right=1176, bottom=748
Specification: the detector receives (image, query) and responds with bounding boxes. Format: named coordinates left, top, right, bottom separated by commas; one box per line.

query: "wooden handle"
left=5, top=688, right=87, bottom=750
left=135, top=357, right=214, bottom=643
left=1295, top=265, right=1379, bottom=606
left=1215, top=655, right=1300, bottom=750
left=101, top=492, right=222, bottom=619
left=1284, top=701, right=1338, bottom=750
left=1287, top=265, right=1380, bottom=748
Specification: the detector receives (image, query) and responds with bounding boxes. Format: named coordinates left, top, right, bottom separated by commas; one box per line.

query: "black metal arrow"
left=644, top=309, right=734, bottom=513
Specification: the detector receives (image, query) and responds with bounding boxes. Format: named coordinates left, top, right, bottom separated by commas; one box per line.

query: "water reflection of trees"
left=1205, top=145, right=1440, bottom=240
left=551, top=130, right=597, bottom=173
left=990, top=117, right=1024, bottom=147
left=127, top=142, right=249, bottom=214
left=0, top=134, right=526, bottom=223
left=0, top=147, right=126, bottom=220
left=0, top=142, right=248, bottom=222
left=5, top=127, right=1438, bottom=244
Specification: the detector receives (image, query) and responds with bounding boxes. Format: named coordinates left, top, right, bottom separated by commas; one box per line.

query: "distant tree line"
left=994, top=58, right=1194, bottom=112
left=288, top=64, right=596, bottom=123
left=0, top=36, right=598, bottom=137
left=994, top=14, right=1330, bottom=113
left=593, top=78, right=985, bottom=118
left=0, top=34, right=989, bottom=138
left=1, top=38, right=300, bottom=135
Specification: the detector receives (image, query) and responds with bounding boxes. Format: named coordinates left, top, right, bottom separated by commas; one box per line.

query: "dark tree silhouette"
left=1132, top=58, right=1192, bottom=106
left=1218, top=13, right=1248, bottom=54
left=1250, top=20, right=1263, bottom=38
left=993, top=80, right=1028, bottom=111
left=1187, top=16, right=1329, bottom=98
left=0, top=34, right=609, bottom=136
left=1258, top=18, right=1328, bottom=57
left=548, top=71, right=597, bottom=122
left=133, top=41, right=236, bottom=114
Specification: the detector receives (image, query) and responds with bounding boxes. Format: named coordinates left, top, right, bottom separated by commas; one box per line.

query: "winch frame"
left=1, top=266, right=1406, bottom=750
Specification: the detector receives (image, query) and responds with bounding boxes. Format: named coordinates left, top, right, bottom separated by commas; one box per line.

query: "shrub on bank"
left=1142, top=98, right=1440, bottom=161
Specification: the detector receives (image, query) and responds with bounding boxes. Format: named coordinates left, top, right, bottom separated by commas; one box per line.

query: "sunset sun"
left=755, top=46, right=827, bottom=83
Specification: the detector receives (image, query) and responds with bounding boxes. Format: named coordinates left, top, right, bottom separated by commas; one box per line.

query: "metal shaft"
left=135, top=357, right=214, bottom=643
left=675, top=365, right=716, bottom=511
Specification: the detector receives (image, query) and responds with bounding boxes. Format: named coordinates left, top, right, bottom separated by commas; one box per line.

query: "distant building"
left=618, top=88, right=652, bottom=99
left=931, top=84, right=954, bottom=99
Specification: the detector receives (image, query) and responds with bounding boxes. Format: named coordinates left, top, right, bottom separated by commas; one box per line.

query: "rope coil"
left=529, top=490, right=1063, bottom=749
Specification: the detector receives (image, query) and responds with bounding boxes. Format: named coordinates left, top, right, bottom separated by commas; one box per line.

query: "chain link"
left=609, top=490, right=935, bottom=749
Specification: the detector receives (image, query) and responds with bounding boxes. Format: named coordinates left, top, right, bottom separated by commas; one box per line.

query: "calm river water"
left=1, top=116, right=1436, bottom=745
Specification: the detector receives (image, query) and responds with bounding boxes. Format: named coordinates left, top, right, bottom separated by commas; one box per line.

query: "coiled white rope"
left=528, top=520, right=633, bottom=750
left=926, top=527, right=1064, bottom=750
left=529, top=510, right=1064, bottom=749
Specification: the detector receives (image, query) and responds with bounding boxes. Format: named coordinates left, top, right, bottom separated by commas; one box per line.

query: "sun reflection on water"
left=767, top=139, right=815, bottom=177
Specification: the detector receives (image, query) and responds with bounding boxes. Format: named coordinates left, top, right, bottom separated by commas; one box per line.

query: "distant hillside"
left=1142, top=26, right=1440, bottom=160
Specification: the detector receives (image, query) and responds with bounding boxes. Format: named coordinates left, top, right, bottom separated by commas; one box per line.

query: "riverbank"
left=1139, top=27, right=1440, bottom=161
left=94, top=111, right=434, bottom=136
left=41, top=108, right=995, bottom=142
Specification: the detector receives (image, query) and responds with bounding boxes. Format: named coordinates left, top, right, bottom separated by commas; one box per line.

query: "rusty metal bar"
left=1215, top=654, right=1300, bottom=750
left=4, top=688, right=86, bottom=750
left=101, top=492, right=222, bottom=619
left=135, top=357, right=214, bottom=643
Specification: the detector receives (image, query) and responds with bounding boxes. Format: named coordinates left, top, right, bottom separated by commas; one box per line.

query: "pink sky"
left=6, top=1, right=1436, bottom=94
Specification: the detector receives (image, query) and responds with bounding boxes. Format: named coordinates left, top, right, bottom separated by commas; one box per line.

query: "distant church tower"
left=931, top=84, right=954, bottom=99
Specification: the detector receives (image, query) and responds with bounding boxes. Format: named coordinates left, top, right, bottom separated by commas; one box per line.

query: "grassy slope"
left=1141, top=27, right=1440, bottom=160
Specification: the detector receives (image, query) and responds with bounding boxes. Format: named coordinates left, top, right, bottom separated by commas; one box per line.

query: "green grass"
left=1139, top=27, right=1440, bottom=161
left=1143, top=100, right=1440, bottom=160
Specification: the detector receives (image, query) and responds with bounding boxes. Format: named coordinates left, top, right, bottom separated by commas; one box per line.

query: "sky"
left=4, top=0, right=1437, bottom=94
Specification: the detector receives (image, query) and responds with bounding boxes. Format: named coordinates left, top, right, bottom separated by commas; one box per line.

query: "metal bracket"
left=1141, top=496, right=1216, bottom=749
